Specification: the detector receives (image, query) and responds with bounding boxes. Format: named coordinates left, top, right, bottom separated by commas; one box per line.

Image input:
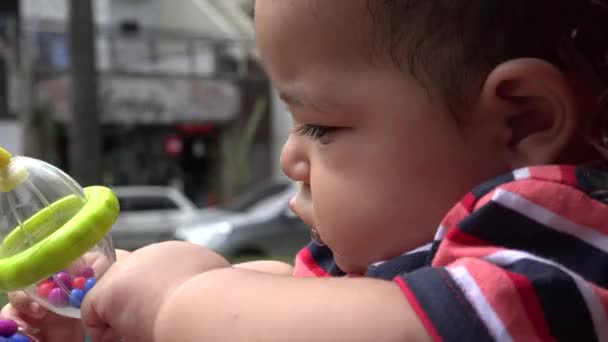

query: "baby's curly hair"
left=367, top=0, right=608, bottom=149
left=367, top=1, right=608, bottom=103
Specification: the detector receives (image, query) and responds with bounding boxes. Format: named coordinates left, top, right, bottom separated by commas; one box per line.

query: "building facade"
left=8, top=0, right=273, bottom=206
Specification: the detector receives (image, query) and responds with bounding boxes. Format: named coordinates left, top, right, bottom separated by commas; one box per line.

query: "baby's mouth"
left=289, top=188, right=324, bottom=245
left=309, top=226, right=325, bottom=246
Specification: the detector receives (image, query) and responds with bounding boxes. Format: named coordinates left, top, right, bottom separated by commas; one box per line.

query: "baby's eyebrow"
left=279, top=83, right=344, bottom=114
left=279, top=91, right=304, bottom=106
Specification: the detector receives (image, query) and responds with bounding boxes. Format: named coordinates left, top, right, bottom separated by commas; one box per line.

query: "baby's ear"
left=478, top=58, right=579, bottom=168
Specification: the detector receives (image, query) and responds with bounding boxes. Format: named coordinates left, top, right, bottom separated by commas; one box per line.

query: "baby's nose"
left=280, top=136, right=310, bottom=183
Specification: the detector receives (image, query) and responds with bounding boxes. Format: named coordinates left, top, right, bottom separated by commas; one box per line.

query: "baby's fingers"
left=7, top=292, right=47, bottom=319
left=1, top=304, right=39, bottom=333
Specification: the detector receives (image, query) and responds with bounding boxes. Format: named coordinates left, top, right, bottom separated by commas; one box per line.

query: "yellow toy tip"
left=0, top=147, right=11, bottom=169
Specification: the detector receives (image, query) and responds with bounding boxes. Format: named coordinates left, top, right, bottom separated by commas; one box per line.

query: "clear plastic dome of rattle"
left=0, top=148, right=117, bottom=318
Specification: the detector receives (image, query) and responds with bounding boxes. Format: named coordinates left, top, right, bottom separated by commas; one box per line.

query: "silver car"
left=110, top=181, right=295, bottom=251
left=175, top=182, right=311, bottom=261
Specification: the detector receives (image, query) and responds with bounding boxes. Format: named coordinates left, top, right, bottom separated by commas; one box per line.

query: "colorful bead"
left=69, top=289, right=85, bottom=308
left=54, top=272, right=73, bottom=289
left=36, top=279, right=52, bottom=287
left=36, top=283, right=55, bottom=298
left=6, top=334, right=30, bottom=342
left=0, top=319, right=28, bottom=341
left=78, top=266, right=95, bottom=278
left=48, top=288, right=68, bottom=307
left=73, top=276, right=86, bottom=290
left=84, top=277, right=96, bottom=293
left=0, top=320, right=17, bottom=337
left=31, top=268, right=98, bottom=312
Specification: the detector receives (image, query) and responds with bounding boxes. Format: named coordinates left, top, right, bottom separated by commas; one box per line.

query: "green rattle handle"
left=0, top=186, right=119, bottom=292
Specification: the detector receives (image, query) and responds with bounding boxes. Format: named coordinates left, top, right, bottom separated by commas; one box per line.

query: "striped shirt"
left=293, top=165, right=608, bottom=341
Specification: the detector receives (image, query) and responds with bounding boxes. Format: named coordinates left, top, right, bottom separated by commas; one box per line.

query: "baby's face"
left=255, top=0, right=508, bottom=273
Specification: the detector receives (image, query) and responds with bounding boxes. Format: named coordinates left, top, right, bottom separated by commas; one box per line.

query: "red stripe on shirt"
left=432, top=236, right=502, bottom=267
left=528, top=165, right=576, bottom=186
left=295, top=247, right=329, bottom=277
left=439, top=202, right=471, bottom=230
left=505, top=270, right=555, bottom=341
left=445, top=227, right=488, bottom=246
left=461, top=192, right=476, bottom=213
left=559, top=165, right=578, bottom=187
left=445, top=259, right=542, bottom=340
left=499, top=180, right=608, bottom=236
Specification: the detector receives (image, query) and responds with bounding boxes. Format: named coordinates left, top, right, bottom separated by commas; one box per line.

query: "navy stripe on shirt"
left=307, top=243, right=345, bottom=277
left=471, top=172, right=516, bottom=199
left=366, top=250, right=432, bottom=280
left=401, top=268, right=496, bottom=342
left=503, top=259, right=597, bottom=342
left=457, top=201, right=608, bottom=288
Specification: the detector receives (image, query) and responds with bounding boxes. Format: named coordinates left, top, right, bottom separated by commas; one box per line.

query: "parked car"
left=175, top=182, right=311, bottom=260
left=110, top=180, right=294, bottom=251
left=110, top=186, right=200, bottom=250
left=223, top=180, right=291, bottom=212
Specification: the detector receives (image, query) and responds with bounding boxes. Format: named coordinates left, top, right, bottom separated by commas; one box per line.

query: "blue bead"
left=7, top=334, right=30, bottom=342
left=84, top=277, right=96, bottom=293
left=69, top=289, right=85, bottom=308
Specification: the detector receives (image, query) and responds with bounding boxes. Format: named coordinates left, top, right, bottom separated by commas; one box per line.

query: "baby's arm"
left=117, top=251, right=294, bottom=275
left=233, top=260, right=294, bottom=275
left=114, top=249, right=132, bottom=260
left=154, top=268, right=431, bottom=342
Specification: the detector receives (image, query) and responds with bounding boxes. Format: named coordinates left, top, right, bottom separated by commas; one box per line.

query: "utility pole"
left=68, top=0, right=101, bottom=185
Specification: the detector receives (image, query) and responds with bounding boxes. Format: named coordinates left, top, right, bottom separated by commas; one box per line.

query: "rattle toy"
left=0, top=147, right=118, bottom=319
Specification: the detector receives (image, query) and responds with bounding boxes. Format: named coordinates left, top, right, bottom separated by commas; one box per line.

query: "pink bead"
left=54, top=272, right=73, bottom=289
left=78, top=267, right=95, bottom=278
left=48, top=288, right=68, bottom=307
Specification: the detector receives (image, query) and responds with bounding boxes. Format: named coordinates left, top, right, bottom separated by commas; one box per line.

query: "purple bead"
left=54, top=272, right=73, bottom=289
left=0, top=320, right=17, bottom=337
left=77, top=266, right=95, bottom=278
left=48, top=288, right=68, bottom=307
left=84, top=277, right=96, bottom=293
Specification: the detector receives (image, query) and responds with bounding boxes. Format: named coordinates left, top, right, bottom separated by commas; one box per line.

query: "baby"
left=4, top=0, right=608, bottom=341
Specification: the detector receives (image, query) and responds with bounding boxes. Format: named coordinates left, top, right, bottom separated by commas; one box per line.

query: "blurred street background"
left=0, top=0, right=309, bottom=264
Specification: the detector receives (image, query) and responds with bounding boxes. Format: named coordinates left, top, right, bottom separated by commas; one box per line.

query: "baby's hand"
left=0, top=249, right=131, bottom=341
left=81, top=241, right=230, bottom=342
left=1, top=291, right=85, bottom=342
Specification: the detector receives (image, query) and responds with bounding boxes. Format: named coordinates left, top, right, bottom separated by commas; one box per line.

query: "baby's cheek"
left=315, top=177, right=437, bottom=265
left=314, top=188, right=387, bottom=254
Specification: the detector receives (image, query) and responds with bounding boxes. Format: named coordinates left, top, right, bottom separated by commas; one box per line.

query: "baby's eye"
left=295, top=124, right=337, bottom=142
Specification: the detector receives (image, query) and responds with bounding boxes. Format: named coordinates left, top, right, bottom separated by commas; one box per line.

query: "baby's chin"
left=332, top=253, right=370, bottom=275
left=313, top=230, right=373, bottom=274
